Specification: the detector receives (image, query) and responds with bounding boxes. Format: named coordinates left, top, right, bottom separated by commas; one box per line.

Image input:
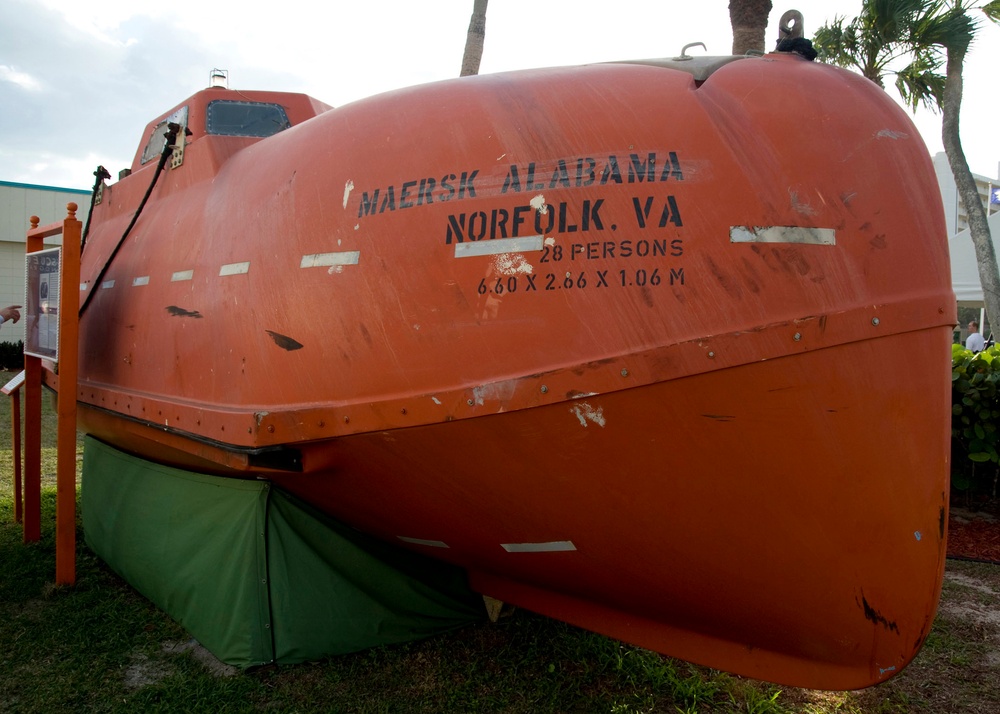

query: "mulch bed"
left=947, top=504, right=1000, bottom=563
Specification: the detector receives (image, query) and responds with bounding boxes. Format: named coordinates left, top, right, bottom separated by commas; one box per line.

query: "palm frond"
left=916, top=4, right=977, bottom=54
left=894, top=57, right=947, bottom=111
left=809, top=0, right=982, bottom=109
left=983, top=0, right=1000, bottom=24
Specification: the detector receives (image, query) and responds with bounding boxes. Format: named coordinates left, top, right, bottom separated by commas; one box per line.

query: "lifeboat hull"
left=68, top=52, right=954, bottom=689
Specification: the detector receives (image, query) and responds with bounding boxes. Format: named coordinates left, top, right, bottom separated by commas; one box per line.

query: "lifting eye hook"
left=778, top=10, right=804, bottom=41
left=674, top=42, right=706, bottom=61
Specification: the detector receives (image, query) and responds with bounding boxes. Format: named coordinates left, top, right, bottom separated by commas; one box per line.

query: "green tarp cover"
left=82, top=436, right=484, bottom=667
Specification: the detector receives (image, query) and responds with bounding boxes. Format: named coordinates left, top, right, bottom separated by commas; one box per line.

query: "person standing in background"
left=966, top=321, right=986, bottom=352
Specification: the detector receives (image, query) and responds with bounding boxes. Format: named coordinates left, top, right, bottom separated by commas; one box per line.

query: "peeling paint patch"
left=876, top=129, right=908, bottom=140
left=472, top=381, right=518, bottom=405
left=730, top=226, right=835, bottom=245
left=788, top=190, right=817, bottom=216
left=493, top=252, right=535, bottom=276
left=398, top=536, right=449, bottom=548
left=300, top=251, right=360, bottom=268
left=914, top=531, right=922, bottom=541
left=570, top=402, right=606, bottom=428
left=343, top=179, right=354, bottom=209
left=454, top=235, right=543, bottom=259
left=431, top=397, right=441, bottom=405
left=166, top=306, right=202, bottom=318
left=265, top=330, right=303, bottom=351
left=530, top=194, right=547, bottom=214
left=502, top=540, right=576, bottom=553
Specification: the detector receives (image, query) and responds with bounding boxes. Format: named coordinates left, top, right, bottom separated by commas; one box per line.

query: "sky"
left=2, top=0, right=998, bottom=191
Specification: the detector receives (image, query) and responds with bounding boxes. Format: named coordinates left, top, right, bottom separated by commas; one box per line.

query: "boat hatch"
left=206, top=100, right=291, bottom=138
left=140, top=106, right=189, bottom=164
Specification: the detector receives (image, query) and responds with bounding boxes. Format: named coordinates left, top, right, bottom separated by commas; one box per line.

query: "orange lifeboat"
left=70, top=51, right=953, bottom=689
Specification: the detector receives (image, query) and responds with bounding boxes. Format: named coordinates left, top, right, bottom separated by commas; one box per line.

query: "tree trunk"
left=729, top=0, right=773, bottom=55
left=942, top=45, right=1000, bottom=331
left=460, top=0, right=489, bottom=77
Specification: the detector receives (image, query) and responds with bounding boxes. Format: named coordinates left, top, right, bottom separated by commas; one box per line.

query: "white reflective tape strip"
left=80, top=283, right=87, bottom=291
left=101, top=280, right=115, bottom=289
left=300, top=251, right=361, bottom=268
left=730, top=226, right=836, bottom=245
left=454, top=235, right=544, bottom=258
left=397, top=536, right=450, bottom=548
left=220, top=262, right=250, bottom=276
left=501, top=540, right=577, bottom=553
left=171, top=270, right=194, bottom=281
left=133, top=276, right=150, bottom=286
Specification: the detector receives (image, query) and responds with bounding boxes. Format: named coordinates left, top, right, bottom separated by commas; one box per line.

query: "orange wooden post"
left=56, top=203, right=81, bottom=585
left=22, top=217, right=43, bottom=543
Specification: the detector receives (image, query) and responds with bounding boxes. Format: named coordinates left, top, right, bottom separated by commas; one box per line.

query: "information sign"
left=24, top=247, right=62, bottom=360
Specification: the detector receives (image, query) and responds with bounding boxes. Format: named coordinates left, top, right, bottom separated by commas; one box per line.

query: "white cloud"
left=30, top=0, right=166, bottom=37
left=0, top=65, right=42, bottom=91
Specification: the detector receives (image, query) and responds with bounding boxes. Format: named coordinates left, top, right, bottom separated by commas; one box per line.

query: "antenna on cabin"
left=209, top=68, right=229, bottom=89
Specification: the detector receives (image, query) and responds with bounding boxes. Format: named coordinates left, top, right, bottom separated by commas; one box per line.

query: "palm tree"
left=814, top=0, right=1000, bottom=327
left=460, top=0, right=489, bottom=77
left=729, top=0, right=773, bottom=54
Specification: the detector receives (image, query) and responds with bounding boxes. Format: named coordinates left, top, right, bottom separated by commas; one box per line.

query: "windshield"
left=206, top=100, right=291, bottom=138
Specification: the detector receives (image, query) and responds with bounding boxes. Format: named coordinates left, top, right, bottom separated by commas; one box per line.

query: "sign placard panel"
left=24, top=247, right=62, bottom=360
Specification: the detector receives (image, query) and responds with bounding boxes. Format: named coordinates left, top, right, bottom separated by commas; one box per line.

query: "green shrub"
left=951, top=342, right=1000, bottom=496
left=0, top=341, right=23, bottom=371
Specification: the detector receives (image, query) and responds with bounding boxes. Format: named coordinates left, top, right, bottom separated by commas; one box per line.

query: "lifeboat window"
left=140, top=106, right=189, bottom=165
left=206, top=100, right=291, bottom=138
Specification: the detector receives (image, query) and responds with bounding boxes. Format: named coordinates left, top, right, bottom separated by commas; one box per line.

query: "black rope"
left=80, top=164, right=112, bottom=254
left=776, top=37, right=818, bottom=61
left=79, top=123, right=179, bottom=318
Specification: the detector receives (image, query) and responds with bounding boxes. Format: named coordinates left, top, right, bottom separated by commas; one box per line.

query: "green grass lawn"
left=1, top=374, right=998, bottom=713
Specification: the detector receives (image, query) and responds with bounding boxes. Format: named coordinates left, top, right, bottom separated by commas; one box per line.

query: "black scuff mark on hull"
left=359, top=323, right=373, bottom=347
left=701, top=414, right=736, bottom=422
left=166, top=306, right=203, bottom=318
left=861, top=594, right=899, bottom=633
left=266, top=330, right=304, bottom=351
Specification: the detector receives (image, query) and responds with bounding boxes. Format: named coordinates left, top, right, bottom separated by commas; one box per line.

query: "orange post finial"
left=67, top=203, right=78, bottom=218
left=30, top=216, right=39, bottom=229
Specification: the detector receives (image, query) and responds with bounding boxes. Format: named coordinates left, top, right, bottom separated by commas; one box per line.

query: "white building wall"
left=933, top=152, right=1000, bottom=237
